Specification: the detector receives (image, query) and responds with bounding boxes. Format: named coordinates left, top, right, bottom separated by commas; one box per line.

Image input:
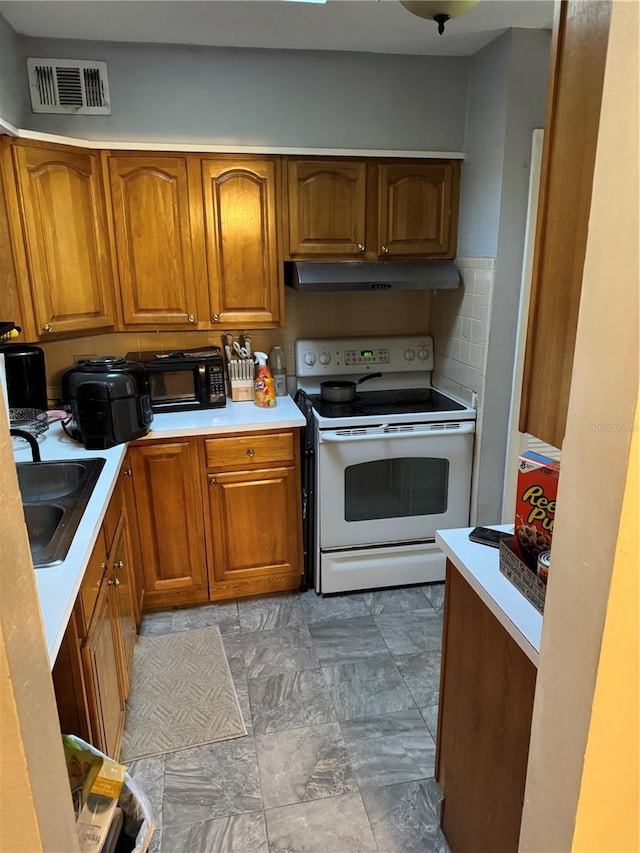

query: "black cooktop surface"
left=308, top=388, right=466, bottom=418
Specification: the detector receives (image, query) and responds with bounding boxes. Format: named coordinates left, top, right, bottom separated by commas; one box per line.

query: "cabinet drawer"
left=204, top=431, right=295, bottom=470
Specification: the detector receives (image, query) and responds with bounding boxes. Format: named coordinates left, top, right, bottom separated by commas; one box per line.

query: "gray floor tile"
left=163, top=739, right=262, bottom=827
left=249, top=669, right=336, bottom=734
left=172, top=600, right=239, bottom=635
left=138, top=611, right=173, bottom=637
left=265, top=792, right=378, bottom=853
left=361, top=778, right=449, bottom=853
left=309, top=616, right=388, bottom=665
left=161, top=811, right=268, bottom=853
left=363, top=587, right=433, bottom=615
left=341, top=709, right=435, bottom=788
left=420, top=705, right=439, bottom=741
left=395, top=650, right=442, bottom=707
left=322, top=653, right=415, bottom=722
left=421, top=583, right=445, bottom=614
left=242, top=626, right=319, bottom=679
left=374, top=609, right=443, bottom=656
left=127, top=755, right=165, bottom=831
left=238, top=594, right=305, bottom=631
left=256, top=722, right=357, bottom=809
left=299, top=590, right=369, bottom=622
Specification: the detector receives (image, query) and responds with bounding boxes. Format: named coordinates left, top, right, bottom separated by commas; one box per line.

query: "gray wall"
left=20, top=36, right=468, bottom=150
left=470, top=28, right=552, bottom=523
left=0, top=14, right=28, bottom=127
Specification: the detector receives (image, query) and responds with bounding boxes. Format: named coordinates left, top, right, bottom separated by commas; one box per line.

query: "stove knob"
left=303, top=351, right=317, bottom=367
left=319, top=351, right=331, bottom=366
left=404, top=347, right=416, bottom=362
left=417, top=346, right=430, bottom=361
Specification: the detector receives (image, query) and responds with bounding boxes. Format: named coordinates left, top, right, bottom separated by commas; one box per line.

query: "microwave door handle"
left=319, top=423, right=475, bottom=443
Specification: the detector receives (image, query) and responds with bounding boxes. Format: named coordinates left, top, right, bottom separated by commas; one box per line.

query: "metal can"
left=537, top=550, right=551, bottom=583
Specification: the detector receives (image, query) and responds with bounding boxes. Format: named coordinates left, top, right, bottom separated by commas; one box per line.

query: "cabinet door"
left=519, top=2, right=611, bottom=448
left=201, top=157, right=281, bottom=328
left=121, top=455, right=144, bottom=623
left=82, top=579, right=125, bottom=760
left=285, top=159, right=367, bottom=257
left=9, top=141, right=115, bottom=337
left=0, top=160, right=35, bottom=341
left=130, top=439, right=209, bottom=608
left=206, top=465, right=302, bottom=598
left=377, top=161, right=459, bottom=258
left=436, top=561, right=536, bottom=853
left=110, top=513, right=137, bottom=699
left=107, top=155, right=203, bottom=328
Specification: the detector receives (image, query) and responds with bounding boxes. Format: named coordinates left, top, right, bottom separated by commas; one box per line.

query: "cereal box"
left=514, top=450, right=560, bottom=571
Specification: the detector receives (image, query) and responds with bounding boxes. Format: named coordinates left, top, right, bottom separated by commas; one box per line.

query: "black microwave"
left=126, top=348, right=226, bottom=413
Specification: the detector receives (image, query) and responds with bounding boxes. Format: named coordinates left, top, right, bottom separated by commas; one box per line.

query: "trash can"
left=64, top=735, right=155, bottom=853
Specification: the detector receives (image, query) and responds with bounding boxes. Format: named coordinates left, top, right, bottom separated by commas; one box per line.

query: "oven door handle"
left=319, top=422, right=475, bottom=443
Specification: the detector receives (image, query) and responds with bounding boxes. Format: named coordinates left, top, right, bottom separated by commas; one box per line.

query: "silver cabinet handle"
left=380, top=245, right=389, bottom=254
left=113, top=560, right=124, bottom=571
left=209, top=476, right=217, bottom=486
left=212, top=313, right=221, bottom=323
left=123, top=468, right=132, bottom=477
left=187, top=314, right=196, bottom=324
left=247, top=448, right=255, bottom=457
left=108, top=577, right=121, bottom=587
left=357, top=243, right=365, bottom=252
left=42, top=324, right=53, bottom=333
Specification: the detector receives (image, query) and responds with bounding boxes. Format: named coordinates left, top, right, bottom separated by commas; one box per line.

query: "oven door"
left=318, top=422, right=474, bottom=549
left=146, top=362, right=201, bottom=412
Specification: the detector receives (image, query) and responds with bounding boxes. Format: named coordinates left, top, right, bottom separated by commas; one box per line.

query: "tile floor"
left=128, top=584, right=450, bottom=853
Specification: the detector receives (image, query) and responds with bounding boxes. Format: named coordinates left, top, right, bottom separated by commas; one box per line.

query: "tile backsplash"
left=40, top=289, right=432, bottom=400
left=430, top=257, right=496, bottom=524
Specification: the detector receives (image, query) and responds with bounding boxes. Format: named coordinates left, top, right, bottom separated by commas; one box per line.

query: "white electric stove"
left=294, top=335, right=476, bottom=594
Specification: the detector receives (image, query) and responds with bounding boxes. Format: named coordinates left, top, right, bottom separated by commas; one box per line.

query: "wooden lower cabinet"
left=129, top=439, right=209, bottom=609
left=436, top=560, right=537, bottom=853
left=131, top=430, right=304, bottom=607
left=52, top=475, right=139, bottom=761
left=82, top=573, right=126, bottom=760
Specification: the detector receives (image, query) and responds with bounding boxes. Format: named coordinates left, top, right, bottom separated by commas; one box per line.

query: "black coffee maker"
left=62, top=357, right=153, bottom=449
left=0, top=343, right=48, bottom=411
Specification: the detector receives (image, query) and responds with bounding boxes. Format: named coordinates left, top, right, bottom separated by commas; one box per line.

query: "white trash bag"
left=65, top=735, right=155, bottom=853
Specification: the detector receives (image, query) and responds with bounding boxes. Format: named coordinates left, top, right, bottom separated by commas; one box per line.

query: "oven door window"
left=345, top=457, right=449, bottom=522
left=149, top=369, right=197, bottom=404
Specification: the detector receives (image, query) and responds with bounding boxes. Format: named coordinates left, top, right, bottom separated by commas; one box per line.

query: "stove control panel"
left=295, top=336, right=434, bottom=377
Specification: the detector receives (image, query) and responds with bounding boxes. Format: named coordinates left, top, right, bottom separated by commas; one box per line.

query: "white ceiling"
left=0, top=0, right=554, bottom=57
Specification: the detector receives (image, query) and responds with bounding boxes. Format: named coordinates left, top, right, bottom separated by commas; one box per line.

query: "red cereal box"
left=514, top=450, right=560, bottom=571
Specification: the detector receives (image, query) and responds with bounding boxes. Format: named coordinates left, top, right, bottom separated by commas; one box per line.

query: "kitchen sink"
left=16, top=458, right=106, bottom=568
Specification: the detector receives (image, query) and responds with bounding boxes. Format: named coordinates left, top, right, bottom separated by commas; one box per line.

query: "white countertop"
left=13, top=396, right=305, bottom=666
left=436, top=525, right=543, bottom=666
left=138, top=394, right=305, bottom=438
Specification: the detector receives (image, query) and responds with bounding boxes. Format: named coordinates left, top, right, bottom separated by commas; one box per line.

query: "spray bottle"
left=253, top=352, right=277, bottom=408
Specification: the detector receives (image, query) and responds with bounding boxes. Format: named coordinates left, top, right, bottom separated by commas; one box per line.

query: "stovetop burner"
left=309, top=388, right=466, bottom=419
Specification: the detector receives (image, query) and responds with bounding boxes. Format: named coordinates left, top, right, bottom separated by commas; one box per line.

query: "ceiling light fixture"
left=399, top=0, right=480, bottom=35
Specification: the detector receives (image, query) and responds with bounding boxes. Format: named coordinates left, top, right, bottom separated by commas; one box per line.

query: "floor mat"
left=120, top=625, right=247, bottom=761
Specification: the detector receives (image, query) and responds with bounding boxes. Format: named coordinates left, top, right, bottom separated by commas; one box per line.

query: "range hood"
left=284, top=260, right=460, bottom=292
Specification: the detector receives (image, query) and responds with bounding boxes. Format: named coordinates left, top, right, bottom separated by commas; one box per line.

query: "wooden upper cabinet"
left=201, top=157, right=281, bottom=328
left=377, top=161, right=459, bottom=258
left=8, top=140, right=115, bottom=337
left=107, top=155, right=203, bottom=328
left=285, top=159, right=367, bottom=257
left=0, top=163, right=35, bottom=340
left=519, top=1, right=611, bottom=448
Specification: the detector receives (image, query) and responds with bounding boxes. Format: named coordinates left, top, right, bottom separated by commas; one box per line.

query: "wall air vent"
left=27, top=58, right=111, bottom=115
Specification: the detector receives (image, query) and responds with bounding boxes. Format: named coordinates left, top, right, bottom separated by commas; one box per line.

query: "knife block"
left=230, top=379, right=253, bottom=402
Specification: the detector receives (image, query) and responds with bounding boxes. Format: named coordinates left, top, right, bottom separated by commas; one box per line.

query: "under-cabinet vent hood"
left=284, top=260, right=460, bottom=292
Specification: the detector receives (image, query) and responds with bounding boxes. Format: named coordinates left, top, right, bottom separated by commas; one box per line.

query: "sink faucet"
left=10, top=429, right=41, bottom=462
